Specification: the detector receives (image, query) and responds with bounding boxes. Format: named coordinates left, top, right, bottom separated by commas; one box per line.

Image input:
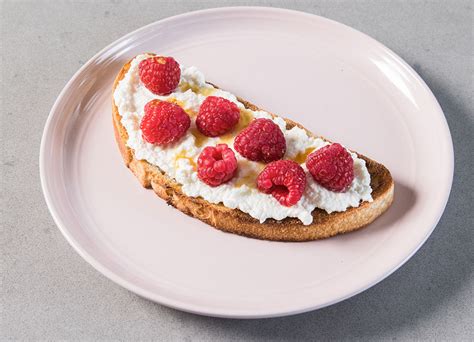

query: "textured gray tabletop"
left=2, top=0, right=473, bottom=340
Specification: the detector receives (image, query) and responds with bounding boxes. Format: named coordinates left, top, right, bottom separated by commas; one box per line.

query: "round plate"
left=40, top=7, right=453, bottom=318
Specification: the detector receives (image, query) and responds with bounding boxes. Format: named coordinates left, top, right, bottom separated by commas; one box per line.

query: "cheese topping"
left=113, top=54, right=373, bottom=225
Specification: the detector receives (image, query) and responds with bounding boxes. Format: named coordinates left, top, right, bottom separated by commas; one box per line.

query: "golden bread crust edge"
left=112, top=58, right=394, bottom=241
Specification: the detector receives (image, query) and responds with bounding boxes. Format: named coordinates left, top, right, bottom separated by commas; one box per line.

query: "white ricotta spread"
left=113, top=54, right=373, bottom=225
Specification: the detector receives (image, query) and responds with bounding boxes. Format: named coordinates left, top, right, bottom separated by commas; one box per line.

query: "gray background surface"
left=1, top=0, right=473, bottom=340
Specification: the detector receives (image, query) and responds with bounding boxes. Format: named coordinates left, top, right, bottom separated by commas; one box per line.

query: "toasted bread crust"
left=112, top=58, right=394, bottom=241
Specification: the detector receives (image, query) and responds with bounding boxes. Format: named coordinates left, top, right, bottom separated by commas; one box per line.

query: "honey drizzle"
left=218, top=108, right=254, bottom=144
left=190, top=127, right=209, bottom=148
left=234, top=160, right=265, bottom=189
left=292, top=147, right=315, bottom=164
left=179, top=83, right=215, bottom=96
left=174, top=151, right=197, bottom=171
left=168, top=98, right=197, bottom=117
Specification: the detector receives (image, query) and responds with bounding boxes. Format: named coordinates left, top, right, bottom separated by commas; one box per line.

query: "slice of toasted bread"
left=112, top=58, right=394, bottom=242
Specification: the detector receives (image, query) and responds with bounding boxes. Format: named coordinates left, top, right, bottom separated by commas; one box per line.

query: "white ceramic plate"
left=40, top=7, right=453, bottom=318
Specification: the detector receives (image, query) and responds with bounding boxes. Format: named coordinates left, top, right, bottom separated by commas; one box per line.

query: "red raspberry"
left=306, top=143, right=354, bottom=192
left=197, top=144, right=237, bottom=186
left=234, top=118, right=286, bottom=163
left=257, top=160, right=306, bottom=207
left=140, top=100, right=190, bottom=145
left=196, top=96, right=240, bottom=137
left=139, top=56, right=181, bottom=95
